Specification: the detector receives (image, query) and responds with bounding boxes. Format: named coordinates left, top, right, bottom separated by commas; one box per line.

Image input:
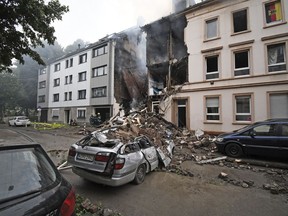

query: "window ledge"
left=203, top=37, right=221, bottom=43
left=204, top=121, right=222, bottom=124
left=231, top=30, right=251, bottom=36
left=263, top=21, right=287, bottom=29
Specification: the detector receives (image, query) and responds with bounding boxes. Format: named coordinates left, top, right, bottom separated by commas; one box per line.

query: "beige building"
left=161, top=0, right=288, bottom=133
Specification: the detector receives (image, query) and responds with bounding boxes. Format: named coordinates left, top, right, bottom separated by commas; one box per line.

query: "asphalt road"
left=1, top=125, right=288, bottom=216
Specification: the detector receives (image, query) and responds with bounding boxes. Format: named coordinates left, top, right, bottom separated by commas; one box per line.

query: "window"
left=252, top=124, right=277, bottom=136
left=38, top=95, right=45, bottom=103
left=52, top=109, right=59, bottom=118
left=267, top=43, right=286, bottom=72
left=234, top=50, right=250, bottom=76
left=78, top=72, right=86, bottom=82
left=53, top=94, right=59, bottom=102
left=64, top=91, right=72, bottom=101
left=93, top=45, right=108, bottom=57
left=40, top=68, right=46, bottom=75
left=65, top=75, right=73, bottom=84
left=233, top=9, right=248, bottom=33
left=205, top=18, right=218, bottom=40
left=39, top=81, right=46, bottom=89
left=235, top=95, right=252, bottom=122
left=54, top=63, right=60, bottom=72
left=79, top=53, right=87, bottom=64
left=205, top=55, right=219, bottom=79
left=264, top=0, right=283, bottom=25
left=280, top=124, right=288, bottom=136
left=205, top=97, right=220, bottom=121
left=92, top=87, right=107, bottom=98
left=65, top=58, right=73, bottom=68
left=77, top=109, right=86, bottom=118
left=269, top=93, right=288, bottom=118
left=53, top=78, right=60, bottom=87
left=92, top=65, right=108, bottom=77
left=78, top=90, right=86, bottom=99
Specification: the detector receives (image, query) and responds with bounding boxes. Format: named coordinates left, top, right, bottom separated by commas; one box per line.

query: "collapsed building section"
left=113, top=28, right=148, bottom=113
left=142, top=14, right=188, bottom=111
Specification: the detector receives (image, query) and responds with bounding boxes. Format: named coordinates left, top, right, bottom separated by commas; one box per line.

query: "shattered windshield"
left=78, top=133, right=120, bottom=148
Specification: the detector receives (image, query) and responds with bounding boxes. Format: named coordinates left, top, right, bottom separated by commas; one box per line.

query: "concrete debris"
left=197, top=156, right=227, bottom=165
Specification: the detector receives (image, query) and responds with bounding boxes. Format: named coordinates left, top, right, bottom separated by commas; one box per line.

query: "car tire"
left=225, top=143, right=243, bottom=158
left=133, top=164, right=146, bottom=185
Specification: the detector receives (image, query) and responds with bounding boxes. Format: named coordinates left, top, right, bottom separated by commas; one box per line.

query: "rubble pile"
left=87, top=109, right=216, bottom=171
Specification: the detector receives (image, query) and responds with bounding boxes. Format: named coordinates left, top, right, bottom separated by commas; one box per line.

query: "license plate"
left=77, top=153, right=94, bottom=161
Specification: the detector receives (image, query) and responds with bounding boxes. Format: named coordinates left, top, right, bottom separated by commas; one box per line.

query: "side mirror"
left=249, top=130, right=256, bottom=137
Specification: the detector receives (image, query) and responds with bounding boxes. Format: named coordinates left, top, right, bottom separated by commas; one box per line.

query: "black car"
left=215, top=119, right=288, bottom=158
left=0, top=144, right=75, bottom=216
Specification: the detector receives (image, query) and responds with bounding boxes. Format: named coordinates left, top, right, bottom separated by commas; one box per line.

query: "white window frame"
left=205, top=54, right=219, bottom=80
left=79, top=53, right=87, bottom=64
left=78, top=90, right=86, bottom=100
left=234, top=94, right=253, bottom=123
left=205, top=17, right=219, bottom=41
left=92, top=65, right=108, bottom=77
left=263, top=0, right=284, bottom=26
left=92, top=86, right=107, bottom=98
left=233, top=48, right=251, bottom=77
left=77, top=108, right=86, bottom=118
left=54, top=63, right=60, bottom=72
left=266, top=42, right=287, bottom=73
left=78, top=71, right=87, bottom=82
left=205, top=96, right=221, bottom=121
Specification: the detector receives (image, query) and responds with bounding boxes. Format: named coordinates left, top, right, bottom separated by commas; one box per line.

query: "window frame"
left=92, top=65, right=108, bottom=77
left=91, top=86, right=107, bottom=98
left=65, top=58, right=73, bottom=68
left=53, top=78, right=60, bottom=87
left=267, top=91, right=288, bottom=119
left=77, top=108, right=86, bottom=119
left=233, top=93, right=254, bottom=123
left=78, top=71, right=87, bottom=82
left=40, top=68, right=46, bottom=75
left=204, top=54, right=220, bottom=80
left=54, top=63, right=60, bottom=72
left=263, top=0, right=285, bottom=27
left=204, top=16, right=220, bottom=41
left=232, top=47, right=252, bottom=77
left=52, top=109, right=60, bottom=118
left=232, top=8, right=249, bottom=35
left=265, top=41, right=287, bottom=73
left=78, top=90, right=86, bottom=100
left=53, top=93, right=59, bottom=102
left=39, top=81, right=46, bottom=89
left=92, top=44, right=108, bottom=57
left=204, top=95, right=221, bottom=122
left=38, top=95, right=45, bottom=103
left=79, top=53, right=87, bottom=64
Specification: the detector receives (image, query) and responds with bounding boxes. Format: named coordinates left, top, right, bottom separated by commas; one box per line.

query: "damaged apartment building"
left=37, top=28, right=147, bottom=124
left=148, top=0, right=288, bottom=133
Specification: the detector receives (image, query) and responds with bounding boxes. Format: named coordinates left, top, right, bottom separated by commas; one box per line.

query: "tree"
left=0, top=0, right=69, bottom=72
left=0, top=73, right=20, bottom=122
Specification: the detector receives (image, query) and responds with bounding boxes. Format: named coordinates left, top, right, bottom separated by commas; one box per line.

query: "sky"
left=52, top=0, right=174, bottom=48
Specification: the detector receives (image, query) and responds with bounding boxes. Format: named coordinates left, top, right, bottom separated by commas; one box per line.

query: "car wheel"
left=133, top=164, right=146, bottom=185
left=225, top=143, right=243, bottom=157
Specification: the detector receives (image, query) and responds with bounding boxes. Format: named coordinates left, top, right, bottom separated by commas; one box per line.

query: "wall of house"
left=164, top=0, right=288, bottom=133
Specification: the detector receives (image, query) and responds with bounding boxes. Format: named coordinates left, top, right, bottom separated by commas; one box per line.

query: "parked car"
left=215, top=119, right=288, bottom=158
left=67, top=129, right=159, bottom=186
left=0, top=144, right=75, bottom=216
left=8, top=116, right=31, bottom=126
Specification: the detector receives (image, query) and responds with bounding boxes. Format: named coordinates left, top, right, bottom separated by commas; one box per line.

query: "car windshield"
left=18, top=117, right=28, bottom=120
left=0, top=147, right=57, bottom=203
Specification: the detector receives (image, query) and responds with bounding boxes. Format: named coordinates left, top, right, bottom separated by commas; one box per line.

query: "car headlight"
left=216, top=137, right=224, bottom=142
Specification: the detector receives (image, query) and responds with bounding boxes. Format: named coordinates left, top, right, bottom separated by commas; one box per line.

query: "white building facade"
left=162, top=0, right=288, bottom=133
left=37, top=39, right=118, bottom=124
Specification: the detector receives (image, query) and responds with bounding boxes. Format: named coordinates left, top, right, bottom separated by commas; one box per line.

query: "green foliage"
left=0, top=0, right=69, bottom=72
left=32, top=122, right=67, bottom=130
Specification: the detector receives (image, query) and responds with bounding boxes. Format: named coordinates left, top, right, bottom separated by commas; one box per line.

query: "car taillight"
left=95, top=152, right=110, bottom=162
left=114, top=158, right=125, bottom=170
left=68, top=147, right=76, bottom=157
left=60, top=188, right=75, bottom=216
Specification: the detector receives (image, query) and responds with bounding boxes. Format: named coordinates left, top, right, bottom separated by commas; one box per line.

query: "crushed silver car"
left=67, top=129, right=159, bottom=186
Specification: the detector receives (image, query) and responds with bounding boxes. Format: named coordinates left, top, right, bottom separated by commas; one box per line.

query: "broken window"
left=269, top=93, right=288, bottom=118
left=206, top=55, right=219, bottom=80
left=234, top=50, right=250, bottom=76
left=233, top=9, right=248, bottom=33
left=267, top=43, right=286, bottom=72
left=206, top=97, right=220, bottom=121
left=235, top=95, right=252, bottom=122
left=205, top=18, right=218, bottom=40
left=264, top=0, right=283, bottom=24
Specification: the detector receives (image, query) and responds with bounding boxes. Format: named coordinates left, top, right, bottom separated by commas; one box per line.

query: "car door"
left=121, top=143, right=142, bottom=173
left=136, top=137, right=159, bottom=171
left=278, top=123, right=288, bottom=157
left=244, top=123, right=279, bottom=156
